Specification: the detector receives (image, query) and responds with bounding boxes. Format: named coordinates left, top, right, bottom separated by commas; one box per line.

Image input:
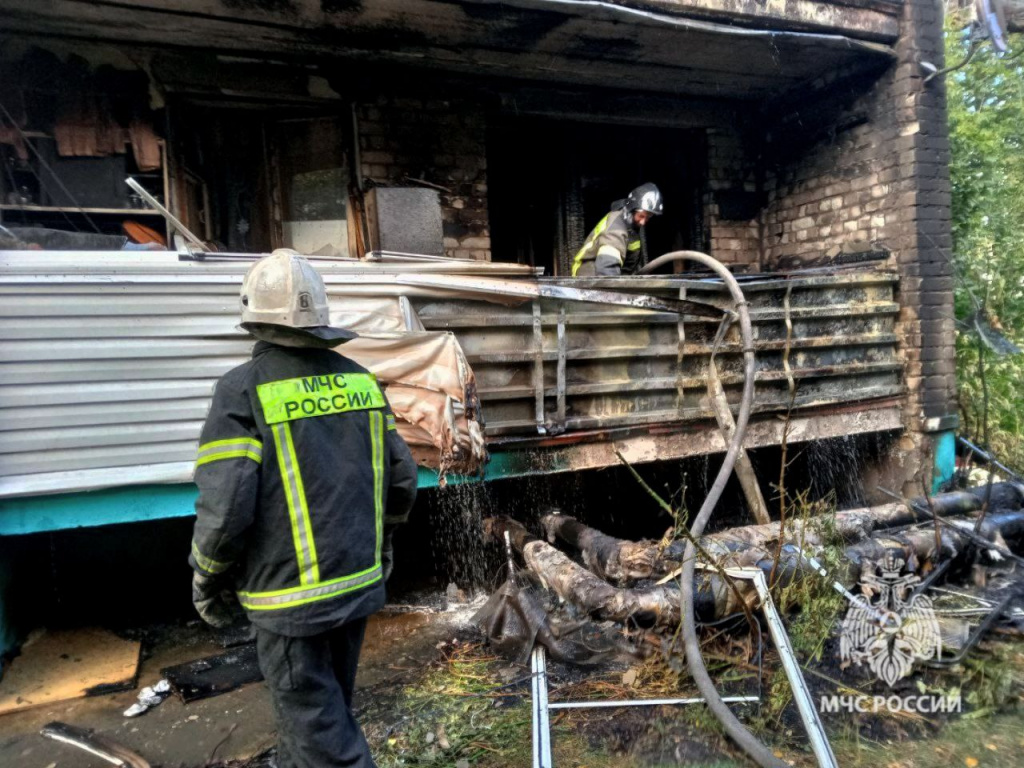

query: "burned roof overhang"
left=2, top=0, right=897, bottom=101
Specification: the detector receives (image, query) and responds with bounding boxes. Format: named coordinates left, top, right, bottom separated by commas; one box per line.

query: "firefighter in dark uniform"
left=189, top=249, right=418, bottom=768
left=571, top=183, right=664, bottom=277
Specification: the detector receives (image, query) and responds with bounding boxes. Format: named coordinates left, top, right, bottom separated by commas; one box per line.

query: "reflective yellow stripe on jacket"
left=370, top=410, right=385, bottom=563
left=191, top=541, right=231, bottom=575
left=238, top=564, right=383, bottom=610
left=571, top=213, right=612, bottom=276
left=271, top=422, right=320, bottom=586
left=196, top=437, right=263, bottom=467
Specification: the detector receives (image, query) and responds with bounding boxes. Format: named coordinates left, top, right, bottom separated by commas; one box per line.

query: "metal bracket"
left=556, top=306, right=567, bottom=426
left=530, top=645, right=758, bottom=768
left=676, top=285, right=687, bottom=419
left=532, top=300, right=547, bottom=434
left=698, top=565, right=839, bottom=768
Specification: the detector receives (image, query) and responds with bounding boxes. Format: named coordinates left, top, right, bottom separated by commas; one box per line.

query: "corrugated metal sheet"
left=416, top=270, right=903, bottom=436
left=0, top=252, right=903, bottom=498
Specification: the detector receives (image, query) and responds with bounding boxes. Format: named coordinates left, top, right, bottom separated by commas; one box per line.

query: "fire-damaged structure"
left=0, top=0, right=957, bottom=680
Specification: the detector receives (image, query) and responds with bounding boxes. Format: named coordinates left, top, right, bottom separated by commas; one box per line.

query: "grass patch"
left=832, top=710, right=1024, bottom=768
left=364, top=642, right=633, bottom=768
left=751, top=492, right=848, bottom=734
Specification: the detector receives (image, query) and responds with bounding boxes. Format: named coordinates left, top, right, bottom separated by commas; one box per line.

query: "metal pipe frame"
left=698, top=564, right=839, bottom=768
left=530, top=643, right=759, bottom=768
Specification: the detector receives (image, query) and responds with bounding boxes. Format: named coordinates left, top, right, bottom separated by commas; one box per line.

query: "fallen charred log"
left=537, top=488, right=1020, bottom=588
left=537, top=505, right=907, bottom=586
left=538, top=513, right=671, bottom=583
left=486, top=502, right=1024, bottom=627
left=485, top=516, right=748, bottom=625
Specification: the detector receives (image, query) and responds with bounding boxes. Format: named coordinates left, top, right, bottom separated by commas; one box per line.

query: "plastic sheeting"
left=340, top=299, right=487, bottom=481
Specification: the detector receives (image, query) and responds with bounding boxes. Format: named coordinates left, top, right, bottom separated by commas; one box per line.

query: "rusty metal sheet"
left=415, top=268, right=902, bottom=438
left=477, top=405, right=904, bottom=480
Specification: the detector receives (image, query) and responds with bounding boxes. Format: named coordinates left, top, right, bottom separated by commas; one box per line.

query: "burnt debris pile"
left=474, top=479, right=1024, bottom=694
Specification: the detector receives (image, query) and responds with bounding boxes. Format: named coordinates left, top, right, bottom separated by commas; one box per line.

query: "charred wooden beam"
left=842, top=528, right=960, bottom=576
left=538, top=514, right=669, bottom=582
left=490, top=516, right=745, bottom=623
left=708, top=358, right=771, bottom=524
left=538, top=491, right=1002, bottom=585
left=489, top=499, right=1024, bottom=625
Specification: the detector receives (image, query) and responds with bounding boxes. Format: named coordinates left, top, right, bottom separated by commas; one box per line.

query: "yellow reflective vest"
left=571, top=209, right=642, bottom=276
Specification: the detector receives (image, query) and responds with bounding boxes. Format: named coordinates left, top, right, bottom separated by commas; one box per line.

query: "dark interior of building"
left=487, top=118, right=707, bottom=274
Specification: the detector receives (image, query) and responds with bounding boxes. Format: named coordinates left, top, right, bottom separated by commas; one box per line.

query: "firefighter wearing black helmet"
left=571, top=183, right=663, bottom=277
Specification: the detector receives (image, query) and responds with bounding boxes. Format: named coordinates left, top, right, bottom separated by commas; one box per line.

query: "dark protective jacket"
left=189, top=341, right=418, bottom=637
left=571, top=207, right=643, bottom=277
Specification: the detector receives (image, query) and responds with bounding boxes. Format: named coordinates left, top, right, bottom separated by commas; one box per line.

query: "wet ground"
left=2, top=595, right=1023, bottom=768
left=0, top=623, right=274, bottom=768
left=0, top=600, right=479, bottom=768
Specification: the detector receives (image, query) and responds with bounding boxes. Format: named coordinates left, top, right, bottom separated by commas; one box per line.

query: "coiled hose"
left=639, top=252, right=787, bottom=768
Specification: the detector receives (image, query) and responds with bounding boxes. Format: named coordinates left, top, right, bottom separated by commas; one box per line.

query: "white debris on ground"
left=123, top=678, right=171, bottom=718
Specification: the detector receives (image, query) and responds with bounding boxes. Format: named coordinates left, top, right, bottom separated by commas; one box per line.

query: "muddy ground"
left=1, top=595, right=1022, bottom=768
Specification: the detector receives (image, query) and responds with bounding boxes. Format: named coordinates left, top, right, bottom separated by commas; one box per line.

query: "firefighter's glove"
left=192, top=571, right=243, bottom=628
left=382, top=525, right=398, bottom=582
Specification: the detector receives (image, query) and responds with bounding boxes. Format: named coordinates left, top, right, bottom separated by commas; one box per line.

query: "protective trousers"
left=256, top=619, right=376, bottom=768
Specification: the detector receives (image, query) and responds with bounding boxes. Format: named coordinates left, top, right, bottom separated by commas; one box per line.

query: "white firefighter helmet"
left=239, top=249, right=356, bottom=346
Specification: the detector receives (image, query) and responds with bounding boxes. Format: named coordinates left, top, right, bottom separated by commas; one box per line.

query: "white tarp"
left=340, top=297, right=486, bottom=480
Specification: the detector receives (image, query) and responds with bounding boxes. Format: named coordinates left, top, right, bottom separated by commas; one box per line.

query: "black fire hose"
left=639, top=252, right=787, bottom=768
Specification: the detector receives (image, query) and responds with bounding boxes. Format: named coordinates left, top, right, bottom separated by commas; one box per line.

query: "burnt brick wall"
left=356, top=96, right=491, bottom=260
left=700, top=0, right=955, bottom=492
left=705, top=128, right=761, bottom=270
left=762, top=97, right=897, bottom=269
left=758, top=0, right=955, bottom=492
left=890, top=0, right=957, bottom=489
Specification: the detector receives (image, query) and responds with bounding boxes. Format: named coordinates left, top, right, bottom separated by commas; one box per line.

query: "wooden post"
left=708, top=359, right=771, bottom=524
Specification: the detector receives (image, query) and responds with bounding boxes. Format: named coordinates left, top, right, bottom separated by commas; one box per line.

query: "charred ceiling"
left=1, top=0, right=898, bottom=101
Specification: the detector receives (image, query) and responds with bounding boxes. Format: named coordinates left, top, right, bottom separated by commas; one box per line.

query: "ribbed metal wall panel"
left=0, top=252, right=903, bottom=498
left=0, top=252, right=542, bottom=497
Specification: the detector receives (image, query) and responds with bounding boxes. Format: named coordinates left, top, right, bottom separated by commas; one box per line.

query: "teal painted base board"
left=0, top=457, right=522, bottom=658
left=0, top=484, right=199, bottom=536
left=933, top=430, right=956, bottom=493
left=0, top=454, right=552, bottom=536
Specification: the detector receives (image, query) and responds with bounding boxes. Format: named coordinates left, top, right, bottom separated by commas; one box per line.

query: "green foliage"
left=754, top=492, right=847, bottom=728
left=774, top=491, right=847, bottom=664
left=947, top=19, right=1024, bottom=468
left=365, top=643, right=627, bottom=768
left=959, top=641, right=1024, bottom=716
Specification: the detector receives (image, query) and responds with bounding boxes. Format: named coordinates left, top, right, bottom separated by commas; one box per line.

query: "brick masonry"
left=705, top=129, right=762, bottom=268
left=356, top=96, right=491, bottom=260
left=701, top=0, right=956, bottom=492
left=356, top=0, right=955, bottom=492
